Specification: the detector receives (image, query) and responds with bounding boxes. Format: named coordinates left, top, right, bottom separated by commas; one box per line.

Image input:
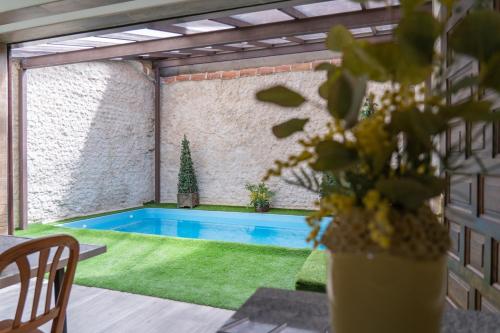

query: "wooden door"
left=442, top=0, right=500, bottom=312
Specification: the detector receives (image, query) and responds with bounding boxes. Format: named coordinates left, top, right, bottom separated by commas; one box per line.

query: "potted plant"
left=245, top=183, right=274, bottom=212
left=177, top=135, right=199, bottom=208
left=320, top=98, right=375, bottom=198
left=256, top=2, right=500, bottom=332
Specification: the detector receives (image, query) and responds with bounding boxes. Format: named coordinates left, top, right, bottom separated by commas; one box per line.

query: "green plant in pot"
left=245, top=183, right=275, bottom=212
left=256, top=1, right=500, bottom=332
left=177, top=135, right=199, bottom=208
left=320, top=98, right=376, bottom=198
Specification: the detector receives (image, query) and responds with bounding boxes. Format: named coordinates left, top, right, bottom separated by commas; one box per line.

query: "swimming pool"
left=62, top=208, right=327, bottom=248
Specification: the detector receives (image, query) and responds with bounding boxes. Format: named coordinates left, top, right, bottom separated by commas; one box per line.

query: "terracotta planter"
left=177, top=193, right=199, bottom=208
left=327, top=251, right=446, bottom=333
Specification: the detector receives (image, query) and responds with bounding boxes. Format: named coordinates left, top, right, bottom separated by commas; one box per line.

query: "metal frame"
left=0, top=44, right=9, bottom=234
left=7, top=49, right=14, bottom=235
left=156, top=34, right=391, bottom=74
left=154, top=67, right=161, bottom=204
left=20, top=7, right=401, bottom=69
left=18, top=68, right=28, bottom=231
left=4, top=0, right=330, bottom=45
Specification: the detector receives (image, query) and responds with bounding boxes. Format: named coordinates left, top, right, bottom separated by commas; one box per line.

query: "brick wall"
left=162, top=59, right=341, bottom=84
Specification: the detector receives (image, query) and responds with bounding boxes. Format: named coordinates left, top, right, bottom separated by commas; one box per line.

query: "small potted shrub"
left=177, top=135, right=199, bottom=208
left=245, top=183, right=274, bottom=212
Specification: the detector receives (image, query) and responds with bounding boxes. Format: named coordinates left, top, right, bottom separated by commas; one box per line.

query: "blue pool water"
left=62, top=208, right=326, bottom=248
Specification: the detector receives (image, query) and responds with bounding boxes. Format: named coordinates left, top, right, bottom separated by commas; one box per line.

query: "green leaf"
left=310, top=140, right=358, bottom=171
left=390, top=109, right=448, bottom=145
left=318, top=81, right=331, bottom=100
left=326, top=26, right=354, bottom=52
left=400, top=0, right=428, bottom=13
left=256, top=85, right=306, bottom=107
left=342, top=45, right=388, bottom=82
left=327, top=72, right=352, bottom=119
left=272, top=118, right=309, bottom=138
left=364, top=41, right=431, bottom=84
left=376, top=177, right=444, bottom=210
left=326, top=70, right=367, bottom=128
left=441, top=100, right=499, bottom=122
left=314, top=62, right=336, bottom=71
left=445, top=75, right=479, bottom=99
left=451, top=10, right=500, bottom=62
left=480, top=54, right=500, bottom=92
left=396, top=11, right=441, bottom=66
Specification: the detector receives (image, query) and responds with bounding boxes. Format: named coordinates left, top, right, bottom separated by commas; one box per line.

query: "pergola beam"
left=157, top=42, right=327, bottom=71
left=210, top=17, right=252, bottom=28
left=147, top=22, right=192, bottom=35
left=155, top=34, right=391, bottom=72
left=278, top=7, right=309, bottom=19
left=7, top=0, right=329, bottom=47
left=21, top=7, right=401, bottom=69
left=283, top=36, right=305, bottom=44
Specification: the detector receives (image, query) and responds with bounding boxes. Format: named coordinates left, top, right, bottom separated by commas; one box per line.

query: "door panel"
left=443, top=0, right=500, bottom=310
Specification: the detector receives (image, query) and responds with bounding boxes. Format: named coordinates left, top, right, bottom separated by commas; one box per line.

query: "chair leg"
left=54, top=268, right=68, bottom=333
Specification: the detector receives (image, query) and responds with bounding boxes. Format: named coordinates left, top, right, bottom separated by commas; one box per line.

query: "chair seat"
left=0, top=320, right=45, bottom=333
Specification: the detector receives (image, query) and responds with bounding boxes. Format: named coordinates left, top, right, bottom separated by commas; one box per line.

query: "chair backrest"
left=0, top=235, right=79, bottom=333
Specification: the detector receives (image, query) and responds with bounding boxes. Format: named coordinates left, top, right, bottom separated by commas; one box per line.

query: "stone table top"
left=218, top=288, right=500, bottom=333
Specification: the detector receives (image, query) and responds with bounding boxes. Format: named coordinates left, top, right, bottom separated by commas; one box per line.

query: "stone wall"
left=160, top=60, right=387, bottom=209
left=25, top=61, right=154, bottom=223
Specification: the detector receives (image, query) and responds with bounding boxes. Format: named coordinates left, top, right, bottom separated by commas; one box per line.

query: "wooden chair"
left=0, top=235, right=80, bottom=333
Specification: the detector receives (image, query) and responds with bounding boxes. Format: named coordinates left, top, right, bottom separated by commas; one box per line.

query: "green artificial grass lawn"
left=16, top=224, right=311, bottom=310
left=295, top=250, right=327, bottom=293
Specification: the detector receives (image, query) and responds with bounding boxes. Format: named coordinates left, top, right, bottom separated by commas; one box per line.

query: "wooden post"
left=18, top=68, right=27, bottom=230
left=0, top=44, right=8, bottom=234
left=154, top=67, right=161, bottom=204
left=7, top=50, right=14, bottom=235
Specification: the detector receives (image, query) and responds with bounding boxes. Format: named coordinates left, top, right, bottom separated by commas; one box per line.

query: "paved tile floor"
left=0, top=284, right=234, bottom=333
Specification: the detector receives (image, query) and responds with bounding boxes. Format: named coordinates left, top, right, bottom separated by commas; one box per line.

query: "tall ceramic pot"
left=327, top=251, right=447, bottom=333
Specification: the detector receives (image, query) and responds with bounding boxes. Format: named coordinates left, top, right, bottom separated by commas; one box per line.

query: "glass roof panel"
left=295, top=33, right=327, bottom=40
left=366, top=0, right=400, bottom=8
left=258, top=38, right=290, bottom=45
left=173, top=19, right=233, bottom=33
left=99, top=32, right=160, bottom=41
left=124, top=28, right=180, bottom=38
left=231, top=9, right=293, bottom=25
left=13, top=44, right=93, bottom=53
left=375, top=23, right=397, bottom=32
left=294, top=0, right=362, bottom=17
left=52, top=36, right=134, bottom=47
left=11, top=50, right=52, bottom=58
left=349, top=27, right=373, bottom=35
left=225, top=42, right=255, bottom=48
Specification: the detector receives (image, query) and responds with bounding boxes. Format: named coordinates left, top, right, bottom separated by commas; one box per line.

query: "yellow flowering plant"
left=245, top=183, right=275, bottom=210
left=256, top=1, right=500, bottom=260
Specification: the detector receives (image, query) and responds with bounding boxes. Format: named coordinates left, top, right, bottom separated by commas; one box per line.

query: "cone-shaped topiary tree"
left=178, top=135, right=198, bottom=193
left=177, top=135, right=199, bottom=207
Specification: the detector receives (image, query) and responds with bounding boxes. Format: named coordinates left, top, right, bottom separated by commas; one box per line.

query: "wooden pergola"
left=0, top=0, right=406, bottom=234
